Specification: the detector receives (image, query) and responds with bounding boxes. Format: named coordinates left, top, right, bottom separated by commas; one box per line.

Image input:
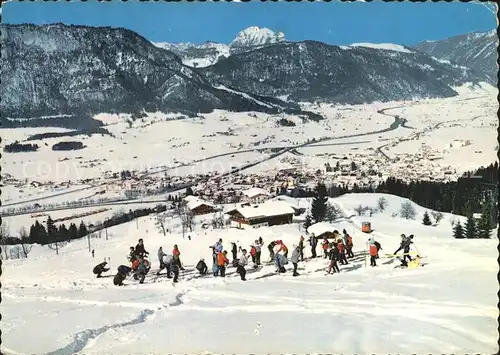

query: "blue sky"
left=2, top=0, right=497, bottom=45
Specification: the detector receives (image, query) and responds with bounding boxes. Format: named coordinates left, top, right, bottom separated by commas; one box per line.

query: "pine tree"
left=422, top=211, right=432, bottom=226
left=464, top=215, right=477, bottom=239
left=78, top=221, right=88, bottom=239
left=68, top=223, right=78, bottom=240
left=310, top=183, right=328, bottom=223
left=34, top=220, right=48, bottom=245
left=46, top=216, right=58, bottom=243
left=303, top=214, right=313, bottom=231
left=58, top=224, right=69, bottom=242
left=185, top=186, right=194, bottom=196
left=477, top=209, right=493, bottom=239
left=453, top=220, right=464, bottom=239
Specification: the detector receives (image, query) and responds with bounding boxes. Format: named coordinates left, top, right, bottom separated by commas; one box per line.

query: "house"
left=272, top=195, right=307, bottom=216
left=226, top=201, right=295, bottom=229
left=185, top=197, right=218, bottom=215
left=307, top=222, right=338, bottom=239
left=242, top=187, right=272, bottom=204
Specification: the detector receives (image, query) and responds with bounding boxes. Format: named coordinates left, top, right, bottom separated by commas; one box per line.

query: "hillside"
left=201, top=40, right=489, bottom=104
left=0, top=23, right=296, bottom=126
left=0, top=23, right=492, bottom=129
left=413, top=30, right=498, bottom=83
left=2, top=193, right=497, bottom=354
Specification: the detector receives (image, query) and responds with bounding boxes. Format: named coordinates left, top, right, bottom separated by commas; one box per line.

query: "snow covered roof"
left=226, top=200, right=294, bottom=220
left=307, top=222, right=337, bottom=236
left=186, top=197, right=215, bottom=210
left=184, top=195, right=198, bottom=202
left=242, top=187, right=272, bottom=198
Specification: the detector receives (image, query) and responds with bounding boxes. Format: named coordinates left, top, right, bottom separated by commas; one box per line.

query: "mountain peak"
left=230, top=26, right=285, bottom=48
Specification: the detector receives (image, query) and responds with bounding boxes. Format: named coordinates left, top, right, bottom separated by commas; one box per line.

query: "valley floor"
left=1, top=194, right=498, bottom=355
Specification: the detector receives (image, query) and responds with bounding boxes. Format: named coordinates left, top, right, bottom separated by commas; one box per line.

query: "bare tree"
left=367, top=207, right=377, bottom=217
left=377, top=197, right=388, bottom=212
left=176, top=205, right=194, bottom=233
left=0, top=220, right=11, bottom=260
left=399, top=201, right=416, bottom=220
left=156, top=212, right=167, bottom=236
left=19, top=227, right=32, bottom=258
left=431, top=211, right=444, bottom=225
left=9, top=245, right=22, bottom=259
left=211, top=210, right=226, bottom=229
left=354, top=204, right=370, bottom=216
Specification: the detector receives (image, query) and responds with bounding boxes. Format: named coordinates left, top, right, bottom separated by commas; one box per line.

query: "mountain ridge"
left=0, top=23, right=492, bottom=129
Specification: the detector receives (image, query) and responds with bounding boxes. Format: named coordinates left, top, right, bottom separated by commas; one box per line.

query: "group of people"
left=92, top=230, right=416, bottom=287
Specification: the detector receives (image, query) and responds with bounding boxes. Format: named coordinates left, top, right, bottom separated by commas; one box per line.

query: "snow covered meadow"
left=1, top=194, right=498, bottom=355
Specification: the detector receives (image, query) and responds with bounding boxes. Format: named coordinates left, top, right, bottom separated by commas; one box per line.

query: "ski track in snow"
left=42, top=290, right=188, bottom=355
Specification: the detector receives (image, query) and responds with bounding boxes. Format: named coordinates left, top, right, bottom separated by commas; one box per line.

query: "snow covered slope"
left=2, top=193, right=497, bottom=354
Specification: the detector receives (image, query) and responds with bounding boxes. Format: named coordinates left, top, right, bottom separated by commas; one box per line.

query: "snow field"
left=1, top=193, right=498, bottom=354
left=2, top=82, right=495, bottom=184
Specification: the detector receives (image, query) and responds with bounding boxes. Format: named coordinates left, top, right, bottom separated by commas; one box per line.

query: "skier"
left=91, top=249, right=95, bottom=258
left=216, top=250, right=229, bottom=277
left=170, top=254, right=181, bottom=283
left=290, top=245, right=300, bottom=277
left=327, top=243, right=340, bottom=274
left=298, top=236, right=305, bottom=261
left=337, top=238, right=348, bottom=265
left=134, top=258, right=150, bottom=284
left=309, top=234, right=318, bottom=258
left=394, top=234, right=413, bottom=263
left=93, top=261, right=110, bottom=278
left=267, top=240, right=276, bottom=262
left=113, top=265, right=132, bottom=286
left=250, top=244, right=257, bottom=264
left=157, top=246, right=166, bottom=270
left=157, top=253, right=173, bottom=276
left=321, top=238, right=329, bottom=258
left=369, top=239, right=378, bottom=266
left=196, top=258, right=208, bottom=275
left=276, top=240, right=288, bottom=259
left=128, top=246, right=138, bottom=262
left=135, top=238, right=149, bottom=258
left=172, top=245, right=185, bottom=271
left=343, top=229, right=354, bottom=258
left=237, top=249, right=249, bottom=281
left=230, top=242, right=238, bottom=263
left=254, top=239, right=263, bottom=265
left=274, top=242, right=288, bottom=273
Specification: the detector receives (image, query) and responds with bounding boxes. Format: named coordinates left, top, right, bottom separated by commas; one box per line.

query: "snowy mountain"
left=153, top=26, right=286, bottom=67
left=2, top=193, right=498, bottom=354
left=0, top=23, right=299, bottom=126
left=230, top=26, right=286, bottom=53
left=201, top=40, right=490, bottom=104
left=412, top=30, right=498, bottom=83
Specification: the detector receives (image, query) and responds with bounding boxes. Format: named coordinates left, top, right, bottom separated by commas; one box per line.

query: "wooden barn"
left=185, top=197, right=218, bottom=215
left=307, top=222, right=339, bottom=240
left=226, top=201, right=295, bottom=229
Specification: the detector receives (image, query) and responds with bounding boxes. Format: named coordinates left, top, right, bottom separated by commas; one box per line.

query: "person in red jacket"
left=369, top=240, right=378, bottom=266
left=321, top=238, right=329, bottom=259
left=172, top=245, right=185, bottom=271
left=216, top=250, right=229, bottom=277
left=337, top=239, right=348, bottom=265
